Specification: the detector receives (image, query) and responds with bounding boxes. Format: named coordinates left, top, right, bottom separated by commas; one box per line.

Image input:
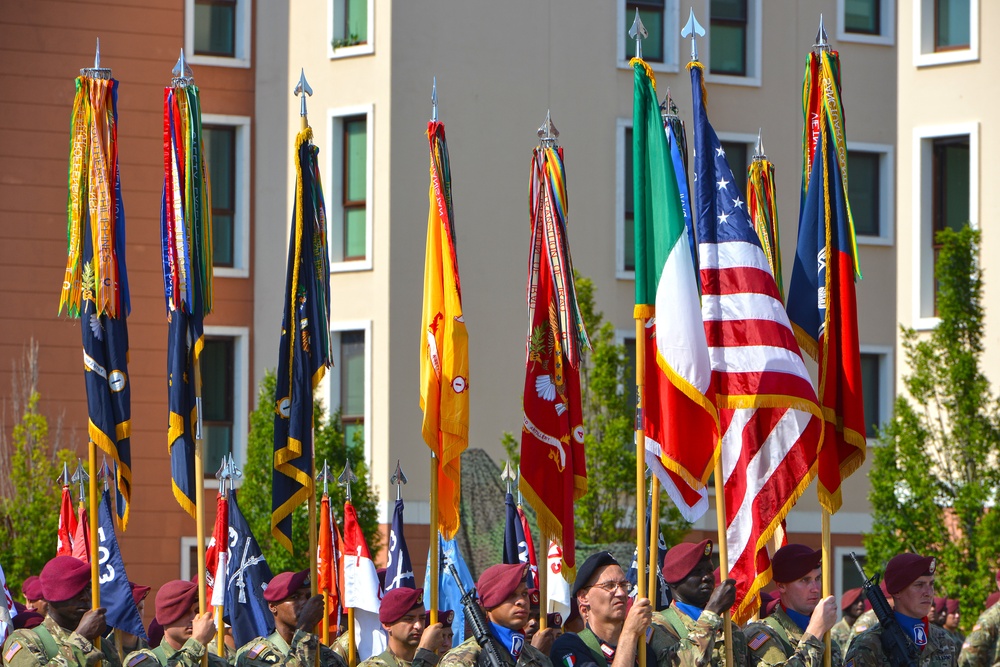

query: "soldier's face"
left=669, top=558, right=716, bottom=608
left=385, top=607, right=426, bottom=648
left=776, top=568, right=822, bottom=616
left=26, top=598, right=49, bottom=617
left=437, top=628, right=454, bottom=656
left=270, top=588, right=310, bottom=628
left=847, top=598, right=865, bottom=619
left=486, top=582, right=531, bottom=630
left=945, top=610, right=960, bottom=630
left=894, top=576, right=935, bottom=619
left=579, top=565, right=630, bottom=625
left=47, top=586, right=91, bottom=631
left=163, top=603, right=198, bottom=649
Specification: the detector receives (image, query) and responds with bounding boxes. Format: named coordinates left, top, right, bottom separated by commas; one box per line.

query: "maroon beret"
left=946, top=599, right=960, bottom=615
left=986, top=592, right=1000, bottom=609
left=932, top=596, right=946, bottom=615
left=528, top=588, right=540, bottom=607
left=155, top=580, right=199, bottom=626
left=131, top=582, right=152, bottom=606
left=884, top=553, right=936, bottom=595
left=22, top=576, right=43, bottom=601
left=436, top=610, right=455, bottom=626
left=771, top=544, right=822, bottom=584
left=841, top=588, right=864, bottom=611
left=148, top=619, right=164, bottom=648
left=662, top=540, right=713, bottom=584
left=379, top=587, right=424, bottom=624
left=263, top=570, right=310, bottom=602
left=478, top=563, right=528, bottom=608
left=12, top=602, right=43, bottom=630
left=765, top=596, right=781, bottom=617
left=40, top=556, right=91, bottom=602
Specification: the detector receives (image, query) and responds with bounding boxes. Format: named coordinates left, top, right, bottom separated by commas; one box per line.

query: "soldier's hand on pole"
left=418, top=623, right=446, bottom=652
left=192, top=612, right=217, bottom=646
left=296, top=595, right=327, bottom=632
left=622, top=597, right=653, bottom=640
left=76, top=607, right=108, bottom=641
left=529, top=627, right=560, bottom=655
left=705, top=579, right=738, bottom=616
left=805, top=596, right=838, bottom=640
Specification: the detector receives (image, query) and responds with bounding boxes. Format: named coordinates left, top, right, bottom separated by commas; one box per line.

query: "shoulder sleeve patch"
left=973, top=624, right=981, bottom=632
left=854, top=625, right=868, bottom=633
left=846, top=660, right=854, bottom=667
left=247, top=643, right=269, bottom=660
left=748, top=631, right=769, bottom=651
left=127, top=653, right=150, bottom=667
left=4, top=641, right=23, bottom=662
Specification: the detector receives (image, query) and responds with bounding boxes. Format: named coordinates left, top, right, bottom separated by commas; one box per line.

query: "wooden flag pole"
left=347, top=607, right=356, bottom=667
left=429, top=453, right=440, bottom=625
left=647, top=478, right=660, bottom=601
left=88, top=439, right=101, bottom=654
left=538, top=539, right=548, bottom=631
left=193, top=361, right=209, bottom=667
left=634, top=318, right=648, bottom=667
left=216, top=477, right=226, bottom=657
left=713, top=459, right=734, bottom=667
left=822, top=509, right=832, bottom=667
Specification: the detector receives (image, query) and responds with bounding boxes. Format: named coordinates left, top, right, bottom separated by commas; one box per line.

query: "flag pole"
left=647, top=477, right=659, bottom=600
left=427, top=76, right=441, bottom=630
left=713, top=460, right=734, bottom=667
left=822, top=509, right=832, bottom=667
left=88, top=439, right=100, bottom=651
left=215, top=458, right=233, bottom=658
left=318, top=460, right=333, bottom=646
left=338, top=461, right=358, bottom=667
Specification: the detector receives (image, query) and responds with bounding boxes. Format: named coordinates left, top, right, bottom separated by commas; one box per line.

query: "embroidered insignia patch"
left=4, top=641, right=22, bottom=662
left=748, top=631, right=769, bottom=650
left=127, top=653, right=149, bottom=666
left=846, top=660, right=855, bottom=667
left=855, top=625, right=868, bottom=633
left=562, top=656, right=576, bottom=667
left=913, top=625, right=928, bottom=646
left=973, top=624, right=982, bottom=632
left=247, top=642, right=268, bottom=659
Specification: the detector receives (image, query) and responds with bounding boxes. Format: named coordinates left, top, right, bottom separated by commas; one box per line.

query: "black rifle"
left=447, top=563, right=515, bottom=667
left=850, top=552, right=918, bottom=667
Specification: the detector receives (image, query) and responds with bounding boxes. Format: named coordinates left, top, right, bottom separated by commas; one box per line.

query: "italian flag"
left=632, top=60, right=719, bottom=495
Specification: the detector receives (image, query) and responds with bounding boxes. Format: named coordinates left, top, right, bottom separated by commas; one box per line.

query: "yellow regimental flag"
left=419, top=120, right=469, bottom=540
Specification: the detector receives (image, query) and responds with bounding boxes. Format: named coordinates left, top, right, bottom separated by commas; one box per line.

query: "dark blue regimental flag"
left=502, top=493, right=535, bottom=587
left=385, top=499, right=415, bottom=591
left=225, top=490, right=274, bottom=647
left=625, top=495, right=671, bottom=610
left=271, top=129, right=332, bottom=552
left=97, top=490, right=145, bottom=638
left=167, top=307, right=201, bottom=519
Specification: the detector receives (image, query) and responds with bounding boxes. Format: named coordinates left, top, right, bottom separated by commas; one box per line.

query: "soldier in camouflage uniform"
left=845, top=553, right=958, bottom=667
left=2, top=556, right=122, bottom=667
left=829, top=589, right=864, bottom=656
left=944, top=601, right=964, bottom=646
left=441, top=563, right=553, bottom=667
left=957, top=571, right=1000, bottom=667
left=743, top=544, right=840, bottom=667
left=122, top=580, right=228, bottom=667
left=653, top=539, right=747, bottom=667
left=234, top=570, right=346, bottom=667
left=357, top=587, right=445, bottom=667
left=846, top=582, right=894, bottom=651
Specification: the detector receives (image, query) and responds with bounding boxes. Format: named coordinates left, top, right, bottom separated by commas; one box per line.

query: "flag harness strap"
left=31, top=625, right=64, bottom=663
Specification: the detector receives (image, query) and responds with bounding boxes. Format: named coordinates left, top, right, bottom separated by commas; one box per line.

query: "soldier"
left=549, top=551, right=679, bottom=667
left=943, top=601, right=963, bottom=645
left=524, top=590, right=561, bottom=656
left=743, top=544, right=840, bottom=667
left=846, top=582, right=891, bottom=648
left=357, top=587, right=444, bottom=667
left=830, top=588, right=864, bottom=655
left=2, top=556, right=121, bottom=667
left=234, top=570, right=346, bottom=667
left=22, top=577, right=48, bottom=619
left=653, top=539, right=747, bottom=667
left=845, top=553, right=958, bottom=667
left=958, top=571, right=1000, bottom=667
left=440, top=562, right=552, bottom=667
left=121, top=580, right=227, bottom=667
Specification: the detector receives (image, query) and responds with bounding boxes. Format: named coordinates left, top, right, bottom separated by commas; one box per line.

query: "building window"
left=624, top=126, right=635, bottom=274
left=201, top=337, right=234, bottom=477
left=710, top=0, right=747, bottom=76
left=935, top=0, right=970, bottom=50
left=626, top=0, right=665, bottom=62
left=844, top=0, right=879, bottom=34
left=329, top=108, right=373, bottom=269
left=329, top=324, right=371, bottom=458
left=836, top=547, right=867, bottom=603
left=848, top=151, right=881, bottom=237
left=203, top=125, right=236, bottom=268
left=719, top=140, right=749, bottom=200
left=330, top=0, right=373, bottom=56
left=186, top=0, right=250, bottom=67
left=859, top=353, right=882, bottom=437
left=622, top=335, right=638, bottom=415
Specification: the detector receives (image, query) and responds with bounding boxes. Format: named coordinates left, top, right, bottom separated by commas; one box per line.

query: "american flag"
left=689, top=62, right=823, bottom=623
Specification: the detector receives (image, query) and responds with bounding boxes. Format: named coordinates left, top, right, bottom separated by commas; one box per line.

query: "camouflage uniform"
left=122, top=639, right=230, bottom=667
left=845, top=611, right=878, bottom=651
left=830, top=620, right=852, bottom=656
left=440, top=636, right=551, bottom=667
left=845, top=622, right=958, bottom=667
left=234, top=631, right=347, bottom=667
left=958, top=602, right=1000, bottom=667
left=743, top=606, right=841, bottom=667
left=330, top=634, right=351, bottom=663
left=549, top=624, right=686, bottom=667
left=653, top=602, right=749, bottom=667
left=948, top=631, right=965, bottom=648
left=358, top=648, right=439, bottom=667
left=2, top=616, right=124, bottom=667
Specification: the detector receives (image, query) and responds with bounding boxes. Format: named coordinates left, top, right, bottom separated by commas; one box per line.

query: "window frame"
left=328, top=105, right=375, bottom=272
left=616, top=118, right=635, bottom=280
left=847, top=142, right=894, bottom=246
left=834, top=546, right=867, bottom=608
left=859, top=345, right=894, bottom=443
left=328, top=0, right=375, bottom=59
left=201, top=114, right=250, bottom=278
left=324, top=321, right=373, bottom=463
left=703, top=0, right=762, bottom=87
left=201, top=335, right=235, bottom=478
left=202, top=325, right=249, bottom=490
left=912, top=122, right=978, bottom=329
left=837, top=0, right=895, bottom=45
left=914, top=0, right=978, bottom=67
left=185, top=0, right=252, bottom=69
left=617, top=0, right=680, bottom=73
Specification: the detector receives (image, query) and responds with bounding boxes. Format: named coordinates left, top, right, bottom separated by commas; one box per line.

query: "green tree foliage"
left=865, top=227, right=1000, bottom=630
left=0, top=341, right=75, bottom=598
left=239, top=370, right=381, bottom=574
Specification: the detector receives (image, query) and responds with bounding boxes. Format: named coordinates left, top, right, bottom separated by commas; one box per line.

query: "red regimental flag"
left=516, top=505, right=539, bottom=588
left=318, top=496, right=344, bottom=629
left=206, top=493, right=228, bottom=607
left=57, top=486, right=77, bottom=557
left=72, top=504, right=90, bottom=563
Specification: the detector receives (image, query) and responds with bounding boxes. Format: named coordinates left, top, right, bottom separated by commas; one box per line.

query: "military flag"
left=206, top=492, right=228, bottom=606
left=97, top=489, right=146, bottom=638
left=502, top=493, right=536, bottom=588
left=516, top=503, right=539, bottom=589
left=425, top=535, right=474, bottom=647
left=318, top=494, right=344, bottom=631
left=689, top=61, right=823, bottom=623
left=59, top=69, right=133, bottom=529
left=625, top=493, right=670, bottom=610
left=544, top=541, right=571, bottom=620
left=343, top=501, right=385, bottom=659
left=224, top=490, right=274, bottom=647
left=748, top=141, right=784, bottom=300
left=271, top=127, right=332, bottom=550
left=161, top=66, right=213, bottom=519
left=1, top=562, right=14, bottom=642
left=419, top=120, right=470, bottom=540
left=385, top=499, right=415, bottom=591
left=786, top=45, right=866, bottom=514
left=57, top=484, right=77, bottom=557
left=631, top=59, right=718, bottom=506
left=519, top=138, right=589, bottom=577
left=73, top=501, right=90, bottom=563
